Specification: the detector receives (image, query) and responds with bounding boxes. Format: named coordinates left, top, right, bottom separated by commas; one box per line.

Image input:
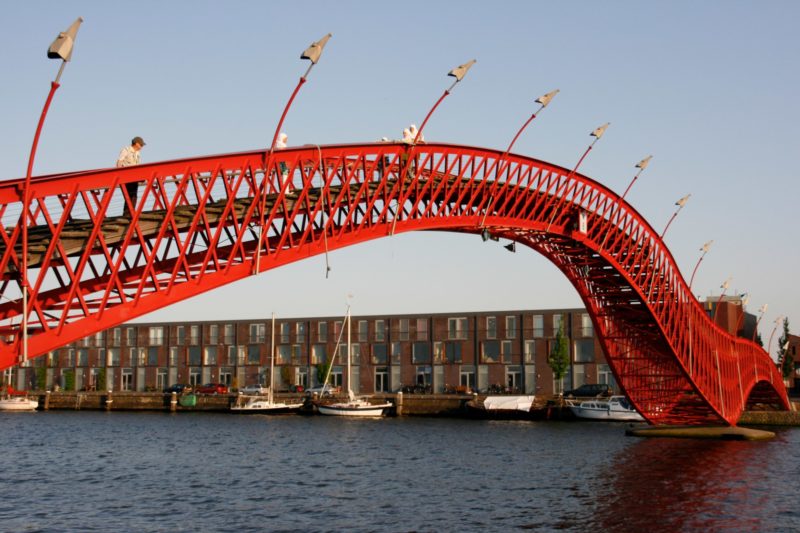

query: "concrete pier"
left=626, top=425, right=776, bottom=441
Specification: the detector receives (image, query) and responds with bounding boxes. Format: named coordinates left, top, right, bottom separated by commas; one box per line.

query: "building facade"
left=12, top=308, right=617, bottom=396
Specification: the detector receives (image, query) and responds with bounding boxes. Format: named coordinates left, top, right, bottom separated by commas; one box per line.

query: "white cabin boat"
left=0, top=396, right=39, bottom=412
left=231, top=395, right=303, bottom=414
left=568, top=395, right=644, bottom=422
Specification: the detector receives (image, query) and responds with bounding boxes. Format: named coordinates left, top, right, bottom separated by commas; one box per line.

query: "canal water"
left=1, top=412, right=798, bottom=532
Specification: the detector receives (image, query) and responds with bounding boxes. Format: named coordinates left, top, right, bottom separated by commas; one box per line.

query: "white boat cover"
left=483, top=395, right=535, bottom=412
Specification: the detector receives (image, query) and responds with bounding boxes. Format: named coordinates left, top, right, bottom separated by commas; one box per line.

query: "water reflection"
left=591, top=434, right=781, bottom=531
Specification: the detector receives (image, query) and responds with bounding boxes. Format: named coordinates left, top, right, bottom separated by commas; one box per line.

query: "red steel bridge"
left=0, top=141, right=789, bottom=425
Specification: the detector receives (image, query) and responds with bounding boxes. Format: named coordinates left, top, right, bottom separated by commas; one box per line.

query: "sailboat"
left=0, top=381, right=38, bottom=412
left=317, top=304, right=392, bottom=417
left=231, top=313, right=303, bottom=414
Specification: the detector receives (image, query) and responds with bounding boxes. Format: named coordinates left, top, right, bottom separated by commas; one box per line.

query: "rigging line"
left=311, top=144, right=331, bottom=278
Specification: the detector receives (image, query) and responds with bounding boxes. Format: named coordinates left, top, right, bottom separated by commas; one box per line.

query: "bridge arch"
left=0, top=141, right=788, bottom=424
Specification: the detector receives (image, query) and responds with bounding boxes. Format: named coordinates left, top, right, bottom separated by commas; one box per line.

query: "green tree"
left=777, top=317, right=792, bottom=380
left=548, top=322, right=570, bottom=394
left=316, top=361, right=332, bottom=385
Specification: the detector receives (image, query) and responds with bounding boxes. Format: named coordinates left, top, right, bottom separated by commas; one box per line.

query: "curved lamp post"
left=621, top=155, right=653, bottom=202
left=390, top=60, right=475, bottom=236
left=480, top=89, right=559, bottom=231
left=660, top=193, right=691, bottom=239
left=20, top=17, right=83, bottom=365
left=414, top=59, right=476, bottom=144
left=767, top=316, right=785, bottom=357
left=712, top=276, right=733, bottom=323
left=734, top=293, right=750, bottom=335
left=253, top=33, right=332, bottom=275
left=688, top=240, right=712, bottom=291
left=752, top=304, right=768, bottom=343
left=545, top=123, right=609, bottom=232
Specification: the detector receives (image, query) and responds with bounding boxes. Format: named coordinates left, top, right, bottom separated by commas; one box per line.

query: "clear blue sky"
left=1, top=1, right=798, bottom=357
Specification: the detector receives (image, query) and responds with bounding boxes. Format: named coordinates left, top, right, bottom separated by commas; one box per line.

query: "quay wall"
left=21, top=392, right=800, bottom=426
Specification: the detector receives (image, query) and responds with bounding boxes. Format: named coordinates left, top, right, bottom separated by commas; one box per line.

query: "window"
left=126, top=327, right=136, bottom=346
left=225, top=346, right=236, bottom=366
left=574, top=339, right=595, bottom=363
left=398, top=319, right=410, bottom=341
left=137, top=348, right=146, bottom=367
left=523, top=340, right=535, bottom=364
left=247, top=345, right=260, bottom=364
left=532, top=315, right=544, bottom=338
left=358, top=321, right=368, bottom=342
left=94, top=331, right=105, bottom=347
left=433, top=342, right=444, bottom=364
left=176, top=326, right=185, bottom=345
left=311, top=344, right=327, bottom=365
left=111, top=328, right=121, bottom=346
left=108, top=348, right=120, bottom=367
left=96, top=349, right=106, bottom=368
left=204, top=346, right=217, bottom=365
left=580, top=313, right=593, bottom=337
left=208, top=325, right=219, bottom=345
left=412, top=342, right=431, bottom=364
left=375, top=367, right=389, bottom=392
left=77, top=349, right=89, bottom=367
left=416, top=319, right=428, bottom=341
left=486, top=316, right=497, bottom=339
left=148, top=347, right=159, bottom=366
left=445, top=342, right=462, bottom=363
left=277, top=345, right=292, bottom=365
left=374, top=320, right=385, bottom=342
left=280, top=323, right=291, bottom=343
left=553, top=314, right=563, bottom=336
left=190, top=325, right=200, bottom=345
left=506, top=366, right=521, bottom=391
left=122, top=369, right=133, bottom=391
left=169, top=347, right=179, bottom=367
left=481, top=341, right=500, bottom=363
left=506, top=316, right=517, bottom=339
left=372, top=344, right=387, bottom=365
left=334, top=321, right=342, bottom=340
left=448, top=317, right=468, bottom=340
left=65, top=349, right=75, bottom=367
left=350, top=344, right=361, bottom=365
left=188, top=346, right=202, bottom=366
left=318, top=322, right=328, bottom=343
left=502, top=340, right=513, bottom=364
left=296, top=322, right=306, bottom=343
left=149, top=327, right=164, bottom=346
left=249, top=323, right=265, bottom=343
left=224, top=324, right=235, bottom=344
left=391, top=342, right=401, bottom=365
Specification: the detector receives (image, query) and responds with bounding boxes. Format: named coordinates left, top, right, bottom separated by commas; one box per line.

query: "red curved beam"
left=0, top=141, right=788, bottom=425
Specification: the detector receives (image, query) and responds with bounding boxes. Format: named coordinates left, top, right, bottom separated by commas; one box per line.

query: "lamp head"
left=300, top=33, right=332, bottom=64
left=675, top=194, right=691, bottom=207
left=701, top=240, right=713, bottom=253
left=636, top=155, right=653, bottom=170
left=448, top=59, right=476, bottom=82
left=47, top=17, right=83, bottom=61
left=504, top=242, right=516, bottom=253
left=759, top=304, right=768, bottom=314
left=535, top=89, right=560, bottom=107
left=591, top=122, right=610, bottom=139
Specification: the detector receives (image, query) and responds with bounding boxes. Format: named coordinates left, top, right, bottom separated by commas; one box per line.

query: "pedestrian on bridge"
left=116, top=136, right=146, bottom=217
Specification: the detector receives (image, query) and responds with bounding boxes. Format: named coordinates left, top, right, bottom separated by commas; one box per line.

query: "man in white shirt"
left=116, top=136, right=145, bottom=216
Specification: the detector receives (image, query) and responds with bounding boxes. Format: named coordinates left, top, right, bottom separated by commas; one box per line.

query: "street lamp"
left=390, top=60, right=475, bottom=237
left=767, top=315, right=785, bottom=357
left=660, top=193, right=691, bottom=239
left=688, top=240, right=712, bottom=291
left=20, top=17, right=83, bottom=365
left=253, top=33, right=332, bottom=275
left=480, top=89, right=559, bottom=230
left=414, top=59, right=476, bottom=144
left=752, top=304, right=768, bottom=343
left=712, top=276, right=733, bottom=323
left=734, top=293, right=750, bottom=335
left=546, top=123, right=609, bottom=231
left=621, top=155, right=653, bottom=202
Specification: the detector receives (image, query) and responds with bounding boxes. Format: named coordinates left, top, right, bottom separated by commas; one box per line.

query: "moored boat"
left=568, top=395, right=644, bottom=421
left=231, top=395, right=303, bottom=414
left=0, top=396, right=39, bottom=412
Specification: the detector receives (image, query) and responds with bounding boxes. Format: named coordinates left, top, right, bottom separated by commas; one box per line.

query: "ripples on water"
left=1, top=412, right=798, bottom=532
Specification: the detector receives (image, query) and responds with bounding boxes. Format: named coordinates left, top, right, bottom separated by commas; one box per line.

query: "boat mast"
left=347, top=305, right=353, bottom=401
left=270, top=312, right=275, bottom=404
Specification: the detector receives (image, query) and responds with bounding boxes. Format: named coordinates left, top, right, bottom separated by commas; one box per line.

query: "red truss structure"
left=0, top=142, right=789, bottom=425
